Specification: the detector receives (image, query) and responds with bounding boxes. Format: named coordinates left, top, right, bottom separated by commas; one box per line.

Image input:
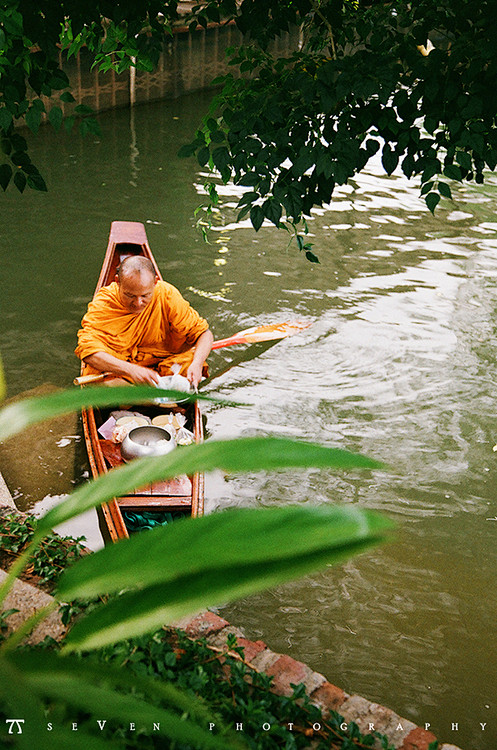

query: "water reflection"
left=1, top=93, right=497, bottom=749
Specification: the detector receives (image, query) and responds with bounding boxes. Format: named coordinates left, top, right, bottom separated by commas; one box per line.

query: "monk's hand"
left=127, top=364, right=160, bottom=386
left=186, top=361, right=203, bottom=389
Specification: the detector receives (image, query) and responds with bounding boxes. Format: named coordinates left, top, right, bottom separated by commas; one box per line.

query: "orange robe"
left=75, top=280, right=209, bottom=378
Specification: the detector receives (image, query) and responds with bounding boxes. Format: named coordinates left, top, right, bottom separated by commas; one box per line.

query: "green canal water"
left=1, top=91, right=496, bottom=749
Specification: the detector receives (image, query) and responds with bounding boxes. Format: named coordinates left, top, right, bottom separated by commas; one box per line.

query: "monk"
left=75, top=256, right=213, bottom=388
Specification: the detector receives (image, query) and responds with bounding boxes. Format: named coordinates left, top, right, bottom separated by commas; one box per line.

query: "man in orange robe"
left=75, top=256, right=213, bottom=388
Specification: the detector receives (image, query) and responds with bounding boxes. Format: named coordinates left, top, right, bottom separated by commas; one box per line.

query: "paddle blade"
left=212, top=320, right=311, bottom=349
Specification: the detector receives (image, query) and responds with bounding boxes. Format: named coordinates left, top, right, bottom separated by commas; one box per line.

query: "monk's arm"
left=186, top=329, right=214, bottom=387
left=84, top=352, right=160, bottom=386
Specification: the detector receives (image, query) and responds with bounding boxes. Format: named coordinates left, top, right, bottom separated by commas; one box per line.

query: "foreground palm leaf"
left=0, top=384, right=229, bottom=442
left=59, top=504, right=387, bottom=599
left=0, top=658, right=52, bottom=750
left=38, top=437, right=383, bottom=532
left=58, top=505, right=393, bottom=650
left=2, top=651, right=245, bottom=750
left=0, top=356, right=5, bottom=403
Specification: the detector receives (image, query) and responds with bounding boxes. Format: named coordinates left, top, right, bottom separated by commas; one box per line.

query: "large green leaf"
left=58, top=505, right=393, bottom=649
left=0, top=354, right=5, bottom=402
left=0, top=661, right=115, bottom=748
left=58, top=504, right=388, bottom=599
left=0, top=384, right=227, bottom=442
left=39, top=437, right=383, bottom=532
left=0, top=658, right=49, bottom=750
left=3, top=652, right=244, bottom=750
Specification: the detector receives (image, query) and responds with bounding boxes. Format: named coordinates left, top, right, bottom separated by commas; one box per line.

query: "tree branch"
left=311, top=1, right=337, bottom=60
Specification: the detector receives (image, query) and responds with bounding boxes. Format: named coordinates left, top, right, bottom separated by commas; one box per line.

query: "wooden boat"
left=80, top=221, right=204, bottom=543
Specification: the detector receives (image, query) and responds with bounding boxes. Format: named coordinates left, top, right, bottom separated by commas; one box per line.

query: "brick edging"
left=176, top=611, right=463, bottom=750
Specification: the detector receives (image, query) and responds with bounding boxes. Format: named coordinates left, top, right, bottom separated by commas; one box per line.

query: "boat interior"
left=88, top=398, right=203, bottom=540
left=82, top=223, right=204, bottom=541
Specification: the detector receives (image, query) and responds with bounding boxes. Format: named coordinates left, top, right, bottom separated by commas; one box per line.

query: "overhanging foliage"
left=184, top=0, right=497, bottom=256
left=3, top=0, right=494, bottom=252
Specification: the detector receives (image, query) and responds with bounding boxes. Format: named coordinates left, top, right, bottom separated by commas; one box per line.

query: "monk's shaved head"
left=117, top=255, right=156, bottom=283
left=116, top=256, right=158, bottom=313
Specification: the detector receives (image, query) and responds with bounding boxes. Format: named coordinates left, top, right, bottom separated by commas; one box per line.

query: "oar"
left=73, top=320, right=311, bottom=386
left=210, top=320, right=311, bottom=349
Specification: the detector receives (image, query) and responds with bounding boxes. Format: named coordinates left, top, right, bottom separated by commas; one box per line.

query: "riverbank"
left=0, top=470, right=463, bottom=750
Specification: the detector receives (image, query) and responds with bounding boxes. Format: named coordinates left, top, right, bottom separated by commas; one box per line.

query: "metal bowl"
left=121, top=425, right=175, bottom=462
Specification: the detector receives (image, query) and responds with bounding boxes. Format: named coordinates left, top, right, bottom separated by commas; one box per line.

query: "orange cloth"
left=75, top=280, right=209, bottom=377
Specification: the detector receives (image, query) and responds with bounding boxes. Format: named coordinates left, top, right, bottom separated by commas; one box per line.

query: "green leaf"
left=38, top=436, right=383, bottom=533
left=250, top=204, right=265, bottom=231
left=0, top=384, right=227, bottom=443
left=60, top=91, right=76, bottom=103
left=10, top=650, right=211, bottom=725
left=10, top=150, right=30, bottom=167
left=365, top=139, right=380, bottom=156
left=25, top=105, right=42, bottom=134
left=237, top=190, right=258, bottom=207
left=401, top=154, right=415, bottom=178
left=263, top=198, right=282, bottom=226
left=49, top=106, right=63, bottom=131
left=456, top=151, right=472, bottom=170
left=5, top=652, right=241, bottom=750
left=237, top=204, right=251, bottom=221
left=210, top=129, right=225, bottom=143
left=48, top=69, right=69, bottom=91
left=425, top=191, right=440, bottom=214
left=197, top=145, right=210, bottom=166
left=13, top=170, right=26, bottom=193
left=424, top=116, right=438, bottom=135
left=58, top=505, right=393, bottom=649
left=0, top=107, right=13, bottom=131
left=177, top=143, right=196, bottom=158
left=237, top=172, right=261, bottom=187
left=443, top=164, right=462, bottom=181
left=83, top=116, right=101, bottom=136
left=306, top=249, right=320, bottom=263
left=10, top=133, right=27, bottom=151
left=74, top=103, right=94, bottom=115
left=78, top=120, right=90, bottom=138
left=57, top=506, right=391, bottom=600
left=381, top=145, right=398, bottom=175
left=212, top=146, right=231, bottom=180
left=27, top=172, right=48, bottom=192
left=0, top=355, right=5, bottom=401
left=420, top=180, right=434, bottom=196
left=438, top=182, right=452, bottom=200
left=421, top=161, right=440, bottom=183
left=0, top=163, right=12, bottom=191
left=1, top=10, right=23, bottom=36
left=0, top=658, right=50, bottom=750
left=281, top=185, right=303, bottom=220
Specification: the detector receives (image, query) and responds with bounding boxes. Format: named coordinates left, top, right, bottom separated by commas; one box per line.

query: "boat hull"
left=79, top=221, right=204, bottom=542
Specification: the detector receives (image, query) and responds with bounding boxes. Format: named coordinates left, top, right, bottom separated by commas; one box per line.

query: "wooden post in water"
left=129, top=56, right=136, bottom=106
